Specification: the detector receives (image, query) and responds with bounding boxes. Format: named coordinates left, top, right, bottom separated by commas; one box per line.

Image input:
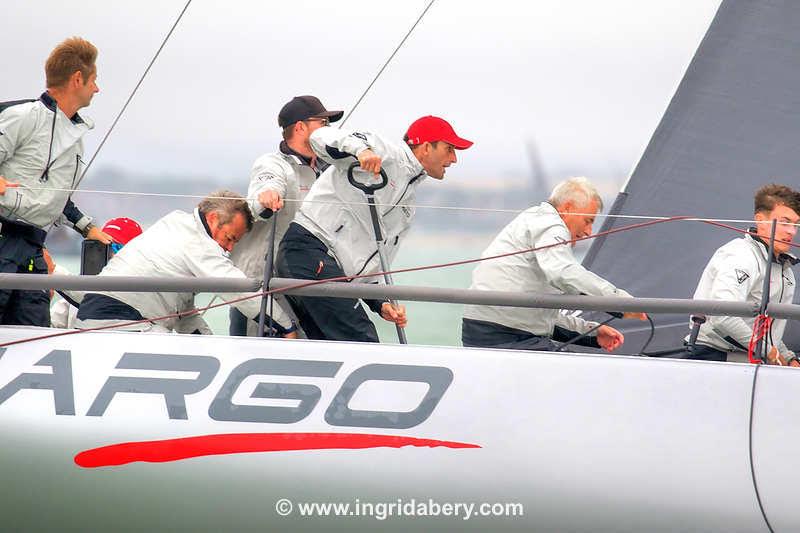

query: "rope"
left=0, top=214, right=790, bottom=348
left=748, top=315, right=772, bottom=364
left=339, top=0, right=436, bottom=127
left=77, top=0, right=193, bottom=187
left=748, top=363, right=776, bottom=532
left=0, top=215, right=690, bottom=348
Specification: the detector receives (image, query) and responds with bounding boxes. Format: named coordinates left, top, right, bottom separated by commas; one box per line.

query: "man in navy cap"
left=230, top=95, right=343, bottom=338
left=276, top=115, right=473, bottom=342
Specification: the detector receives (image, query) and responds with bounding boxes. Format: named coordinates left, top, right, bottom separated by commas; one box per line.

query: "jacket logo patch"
left=735, top=269, right=750, bottom=284
left=785, top=274, right=794, bottom=286
left=352, top=132, right=368, bottom=143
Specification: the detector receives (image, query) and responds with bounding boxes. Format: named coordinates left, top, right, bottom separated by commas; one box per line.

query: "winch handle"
left=347, top=162, right=389, bottom=193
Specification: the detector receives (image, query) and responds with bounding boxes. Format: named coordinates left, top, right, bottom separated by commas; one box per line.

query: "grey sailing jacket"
left=463, top=202, right=632, bottom=337
left=690, top=233, right=796, bottom=359
left=0, top=93, right=94, bottom=232
left=230, top=143, right=322, bottom=330
left=293, top=126, right=426, bottom=280
left=78, top=209, right=261, bottom=331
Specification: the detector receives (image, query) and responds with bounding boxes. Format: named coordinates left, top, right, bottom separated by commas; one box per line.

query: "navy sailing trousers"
left=0, top=233, right=50, bottom=326
left=275, top=223, right=381, bottom=343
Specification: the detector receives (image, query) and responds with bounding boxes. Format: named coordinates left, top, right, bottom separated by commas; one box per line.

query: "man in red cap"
left=276, top=115, right=473, bottom=342
left=101, top=217, right=143, bottom=249
left=50, top=217, right=143, bottom=329
left=230, top=95, right=343, bottom=338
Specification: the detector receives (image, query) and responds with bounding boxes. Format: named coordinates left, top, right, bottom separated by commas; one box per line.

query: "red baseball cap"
left=405, top=116, right=473, bottom=150
left=102, top=217, right=143, bottom=245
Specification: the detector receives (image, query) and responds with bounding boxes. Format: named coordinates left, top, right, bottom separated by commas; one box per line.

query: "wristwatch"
left=80, top=222, right=95, bottom=238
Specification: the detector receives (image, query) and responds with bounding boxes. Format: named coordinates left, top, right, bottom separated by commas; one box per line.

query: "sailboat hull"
left=0, top=326, right=795, bottom=531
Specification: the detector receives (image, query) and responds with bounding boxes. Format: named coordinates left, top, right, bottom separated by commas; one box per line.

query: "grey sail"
left=582, top=0, right=800, bottom=353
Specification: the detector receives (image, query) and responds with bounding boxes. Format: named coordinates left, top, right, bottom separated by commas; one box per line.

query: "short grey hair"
left=197, top=190, right=254, bottom=231
left=548, top=177, right=603, bottom=211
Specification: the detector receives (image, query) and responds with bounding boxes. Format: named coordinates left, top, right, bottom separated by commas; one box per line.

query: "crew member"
left=75, top=191, right=261, bottom=333
left=230, top=95, right=343, bottom=338
left=0, top=36, right=112, bottom=326
left=276, top=115, right=473, bottom=342
left=680, top=184, right=800, bottom=365
left=462, top=177, right=645, bottom=351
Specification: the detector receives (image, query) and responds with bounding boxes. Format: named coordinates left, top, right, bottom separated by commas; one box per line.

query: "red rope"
left=747, top=314, right=773, bottom=364
left=0, top=214, right=764, bottom=349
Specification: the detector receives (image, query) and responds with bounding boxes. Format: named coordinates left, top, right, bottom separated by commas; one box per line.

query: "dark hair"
left=403, top=134, right=439, bottom=150
left=754, top=184, right=800, bottom=215
left=198, top=190, right=254, bottom=231
left=45, top=37, right=97, bottom=88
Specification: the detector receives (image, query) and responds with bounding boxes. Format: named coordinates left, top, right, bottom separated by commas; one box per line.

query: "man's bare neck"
left=45, top=88, right=80, bottom=118
left=286, top=138, right=313, bottom=159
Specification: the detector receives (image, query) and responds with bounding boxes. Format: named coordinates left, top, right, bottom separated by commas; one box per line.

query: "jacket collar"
left=40, top=92, right=85, bottom=125
left=401, top=142, right=426, bottom=181
left=197, top=208, right=213, bottom=238
left=746, top=229, right=799, bottom=265
left=279, top=140, right=329, bottom=175
left=279, top=140, right=312, bottom=165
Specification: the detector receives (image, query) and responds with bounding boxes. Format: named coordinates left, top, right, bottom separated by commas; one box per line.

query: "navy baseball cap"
left=278, top=96, right=344, bottom=128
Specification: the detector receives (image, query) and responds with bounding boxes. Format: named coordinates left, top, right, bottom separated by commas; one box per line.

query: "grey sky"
left=4, top=0, right=721, bottom=191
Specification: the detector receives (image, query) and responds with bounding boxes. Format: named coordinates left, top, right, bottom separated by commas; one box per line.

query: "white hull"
left=0, top=326, right=794, bottom=531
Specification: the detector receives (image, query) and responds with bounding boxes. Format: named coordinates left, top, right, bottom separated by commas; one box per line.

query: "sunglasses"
left=305, top=117, right=330, bottom=126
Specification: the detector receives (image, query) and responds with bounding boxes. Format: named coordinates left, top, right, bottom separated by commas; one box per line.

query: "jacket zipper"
left=39, top=106, right=58, bottom=182
left=352, top=172, right=423, bottom=276
left=381, top=172, right=423, bottom=218
left=354, top=250, right=379, bottom=277
left=72, top=154, right=81, bottom=185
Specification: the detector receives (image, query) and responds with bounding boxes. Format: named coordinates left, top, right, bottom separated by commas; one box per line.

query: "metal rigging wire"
left=77, top=0, right=193, bottom=187
left=340, top=0, right=436, bottom=127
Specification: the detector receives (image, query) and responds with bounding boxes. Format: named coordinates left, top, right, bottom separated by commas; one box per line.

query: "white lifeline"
left=463, top=201, right=632, bottom=336
left=691, top=232, right=797, bottom=359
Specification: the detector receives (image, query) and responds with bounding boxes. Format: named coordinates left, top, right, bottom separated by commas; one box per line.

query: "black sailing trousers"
left=276, top=223, right=380, bottom=343
left=0, top=233, right=50, bottom=326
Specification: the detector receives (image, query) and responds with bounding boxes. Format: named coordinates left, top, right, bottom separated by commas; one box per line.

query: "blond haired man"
left=0, top=36, right=111, bottom=326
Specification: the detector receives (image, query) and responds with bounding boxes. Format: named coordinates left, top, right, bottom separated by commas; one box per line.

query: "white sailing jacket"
left=50, top=264, right=212, bottom=334
left=691, top=233, right=796, bottom=358
left=293, top=126, right=426, bottom=280
left=230, top=144, right=320, bottom=330
left=463, top=202, right=632, bottom=336
left=232, top=145, right=320, bottom=279
left=0, top=94, right=94, bottom=232
left=85, top=209, right=261, bottom=330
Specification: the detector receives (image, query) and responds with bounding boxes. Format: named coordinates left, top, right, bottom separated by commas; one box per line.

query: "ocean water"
left=53, top=230, right=593, bottom=347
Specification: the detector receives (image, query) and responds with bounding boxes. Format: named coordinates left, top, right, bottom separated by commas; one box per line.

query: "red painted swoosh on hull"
left=74, top=432, right=481, bottom=468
